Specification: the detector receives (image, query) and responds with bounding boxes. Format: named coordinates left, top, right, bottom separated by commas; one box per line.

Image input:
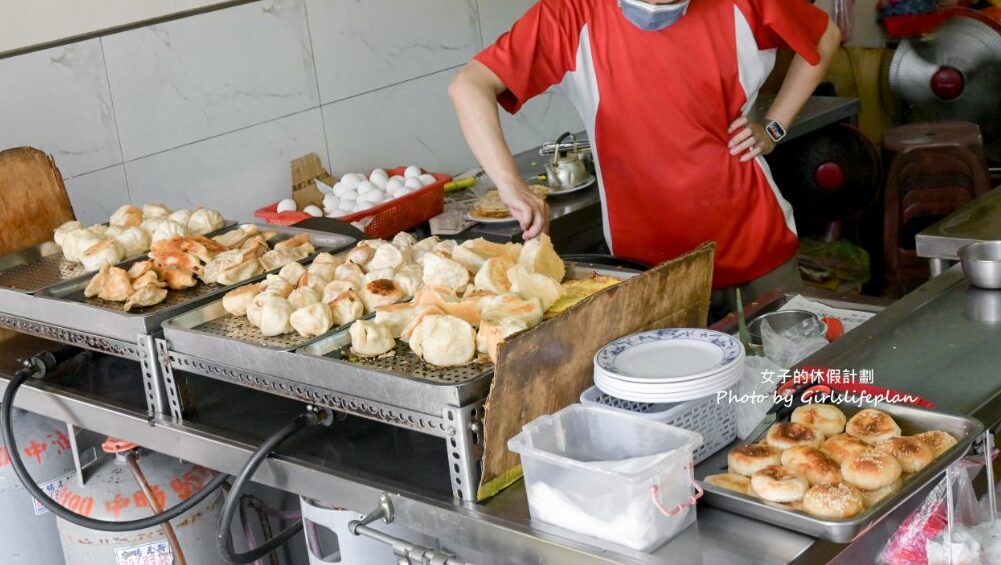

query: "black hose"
left=217, top=411, right=321, bottom=564
left=1, top=366, right=229, bottom=531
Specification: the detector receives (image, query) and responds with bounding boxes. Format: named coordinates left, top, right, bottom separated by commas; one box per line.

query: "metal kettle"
left=545, top=132, right=589, bottom=190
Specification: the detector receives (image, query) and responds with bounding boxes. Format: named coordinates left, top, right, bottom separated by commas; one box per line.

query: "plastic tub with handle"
left=508, top=404, right=703, bottom=552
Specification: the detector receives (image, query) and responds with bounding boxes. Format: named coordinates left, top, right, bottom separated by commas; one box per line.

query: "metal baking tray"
left=698, top=402, right=984, bottom=543
left=14, top=224, right=355, bottom=343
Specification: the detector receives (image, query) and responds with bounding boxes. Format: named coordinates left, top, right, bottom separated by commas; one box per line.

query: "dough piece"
left=54, top=221, right=85, bottom=247
left=335, top=262, right=365, bottom=281
left=913, top=431, right=958, bottom=458
left=412, top=285, right=459, bottom=306
left=156, top=267, right=199, bottom=290
left=821, top=434, right=871, bottom=466
left=110, top=205, right=143, bottom=228
left=432, top=239, right=457, bottom=258
left=392, top=232, right=417, bottom=249
left=212, top=224, right=259, bottom=248
left=727, top=444, right=782, bottom=477
left=62, top=229, right=104, bottom=262
left=374, top=303, right=418, bottom=338
left=451, top=245, right=487, bottom=273
left=130, top=271, right=164, bottom=291
left=311, top=252, right=342, bottom=266
left=507, top=264, right=564, bottom=310
left=874, top=437, right=935, bottom=473
left=846, top=409, right=901, bottom=445
left=273, top=233, right=313, bottom=253
left=413, top=236, right=440, bottom=255
left=259, top=274, right=294, bottom=298
left=400, top=305, right=447, bottom=342
left=223, top=284, right=262, bottom=316
left=97, top=267, right=133, bottom=302
left=124, top=285, right=168, bottom=312
left=290, top=303, right=334, bottom=338
left=422, top=252, right=470, bottom=291
left=368, top=243, right=406, bottom=272
left=346, top=245, right=375, bottom=270
left=278, top=262, right=307, bottom=286
left=704, top=473, right=753, bottom=496
left=408, top=315, right=476, bottom=367
left=476, top=317, right=528, bottom=363
left=349, top=320, right=396, bottom=357
left=792, top=404, right=847, bottom=438
left=168, top=209, right=192, bottom=227
left=186, top=208, right=225, bottom=235
left=479, top=293, right=544, bottom=328
left=297, top=272, right=330, bottom=294
left=89, top=224, right=110, bottom=236
left=462, top=238, right=522, bottom=262
left=142, top=203, right=171, bottom=219
left=307, top=262, right=339, bottom=282
left=287, top=287, right=320, bottom=310
left=245, top=292, right=273, bottom=327
left=322, top=280, right=357, bottom=303
left=328, top=290, right=365, bottom=326
left=750, top=466, right=809, bottom=504
left=780, top=447, right=843, bottom=486
left=127, top=260, right=154, bottom=280
left=151, top=220, right=188, bottom=243
left=81, top=239, right=124, bottom=272
left=85, top=265, right=110, bottom=298
left=518, top=233, right=565, bottom=281
left=803, top=483, right=864, bottom=520
left=259, top=247, right=310, bottom=272
left=114, top=226, right=152, bottom=257
left=364, top=268, right=397, bottom=285
left=841, top=450, right=902, bottom=491
left=765, top=422, right=824, bottom=450
left=257, top=296, right=293, bottom=337
left=393, top=264, right=424, bottom=299
left=360, top=279, right=405, bottom=312
left=474, top=257, right=515, bottom=294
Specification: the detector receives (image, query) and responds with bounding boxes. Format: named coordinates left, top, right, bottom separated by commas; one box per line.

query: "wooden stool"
left=882, top=122, right=991, bottom=296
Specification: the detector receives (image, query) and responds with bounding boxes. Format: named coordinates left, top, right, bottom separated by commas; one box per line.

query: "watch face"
left=766, top=121, right=786, bottom=142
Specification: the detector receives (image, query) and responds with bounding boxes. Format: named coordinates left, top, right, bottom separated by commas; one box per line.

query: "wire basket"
left=580, top=385, right=738, bottom=464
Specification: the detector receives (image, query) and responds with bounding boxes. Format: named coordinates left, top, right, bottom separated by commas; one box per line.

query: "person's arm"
left=729, top=19, right=842, bottom=162
left=449, top=62, right=548, bottom=238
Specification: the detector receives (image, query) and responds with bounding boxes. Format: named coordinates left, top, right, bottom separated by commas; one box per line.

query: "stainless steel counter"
left=917, top=186, right=1001, bottom=275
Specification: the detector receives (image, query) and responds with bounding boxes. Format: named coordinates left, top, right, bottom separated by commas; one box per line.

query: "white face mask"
left=619, top=0, right=690, bottom=31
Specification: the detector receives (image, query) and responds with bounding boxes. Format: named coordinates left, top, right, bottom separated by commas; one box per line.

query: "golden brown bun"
left=704, top=473, right=752, bottom=495
left=860, top=479, right=903, bottom=508
left=821, top=433, right=871, bottom=465
left=728, top=444, right=782, bottom=477
left=750, top=465, right=809, bottom=503
left=841, top=450, right=902, bottom=490
left=791, top=404, right=847, bottom=438
left=913, top=430, right=959, bottom=458
left=845, top=409, right=901, bottom=445
left=780, top=446, right=843, bottom=486
left=747, top=482, right=805, bottom=511
left=803, top=483, right=865, bottom=519
left=875, top=436, right=935, bottom=473
left=765, top=422, right=824, bottom=450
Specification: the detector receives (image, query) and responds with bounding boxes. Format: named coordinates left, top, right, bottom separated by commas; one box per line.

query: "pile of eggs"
left=276, top=166, right=437, bottom=219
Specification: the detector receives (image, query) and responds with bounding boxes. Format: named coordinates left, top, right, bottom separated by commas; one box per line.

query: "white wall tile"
left=124, top=109, right=326, bottom=222
left=0, top=40, right=122, bottom=178
left=476, top=0, right=535, bottom=46
left=102, top=0, right=319, bottom=161
left=307, top=0, right=480, bottom=104
left=63, top=165, right=131, bottom=225
left=321, top=68, right=475, bottom=176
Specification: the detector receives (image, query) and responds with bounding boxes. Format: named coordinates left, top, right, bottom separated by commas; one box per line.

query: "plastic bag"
left=760, top=317, right=828, bottom=369
left=834, top=0, right=854, bottom=43
left=880, top=457, right=987, bottom=565
left=734, top=356, right=784, bottom=439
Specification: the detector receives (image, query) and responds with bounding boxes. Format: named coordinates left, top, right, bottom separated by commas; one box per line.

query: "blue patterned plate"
left=594, top=328, right=744, bottom=383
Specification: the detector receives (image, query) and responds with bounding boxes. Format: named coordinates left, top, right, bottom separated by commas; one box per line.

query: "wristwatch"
left=764, top=119, right=787, bottom=143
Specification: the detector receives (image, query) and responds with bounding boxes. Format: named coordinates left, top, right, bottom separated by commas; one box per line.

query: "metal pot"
left=959, top=241, right=1001, bottom=289
left=545, top=132, right=589, bottom=190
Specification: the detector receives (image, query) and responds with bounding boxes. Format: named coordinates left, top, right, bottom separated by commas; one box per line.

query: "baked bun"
left=803, top=483, right=864, bottom=519
left=223, top=284, right=261, bottom=316
left=408, top=314, right=476, bottom=367
left=791, top=404, right=847, bottom=438
left=913, top=430, right=958, bottom=458
left=874, top=437, right=935, bottom=473
left=860, top=479, right=902, bottom=508
left=727, top=444, right=782, bottom=477
left=765, top=422, right=824, bottom=450
left=780, top=447, right=842, bottom=486
left=750, top=465, right=809, bottom=503
left=821, top=433, right=871, bottom=465
left=841, top=450, right=902, bottom=490
left=704, top=473, right=751, bottom=495
left=846, top=409, right=901, bottom=445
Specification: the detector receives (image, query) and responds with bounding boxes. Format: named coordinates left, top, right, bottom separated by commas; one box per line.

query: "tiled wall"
left=0, top=0, right=583, bottom=224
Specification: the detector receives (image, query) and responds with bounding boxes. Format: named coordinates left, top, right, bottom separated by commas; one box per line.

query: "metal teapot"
left=545, top=132, right=589, bottom=190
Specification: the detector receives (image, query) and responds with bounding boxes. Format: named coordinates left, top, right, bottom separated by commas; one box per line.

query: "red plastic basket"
left=255, top=167, right=451, bottom=238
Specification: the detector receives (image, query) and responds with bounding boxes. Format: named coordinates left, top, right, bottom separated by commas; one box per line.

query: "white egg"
left=340, top=175, right=361, bottom=190
left=339, top=198, right=357, bottom=211
left=353, top=201, right=371, bottom=213
left=389, top=187, right=408, bottom=199
left=418, top=173, right=437, bottom=187
left=303, top=205, right=323, bottom=217
left=371, top=175, right=389, bottom=190
left=276, top=198, right=297, bottom=213
left=340, top=189, right=358, bottom=201
left=358, top=191, right=381, bottom=205
left=331, top=182, right=348, bottom=197
left=385, top=178, right=404, bottom=193
left=325, top=210, right=341, bottom=218
left=389, top=175, right=405, bottom=184
left=323, top=194, right=340, bottom=210
left=404, top=166, right=422, bottom=178
left=357, top=180, right=376, bottom=195
left=369, top=168, right=388, bottom=181
left=404, top=177, right=424, bottom=190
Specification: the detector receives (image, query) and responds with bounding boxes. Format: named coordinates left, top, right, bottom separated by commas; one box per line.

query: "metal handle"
left=348, top=494, right=471, bottom=565
left=539, top=136, right=590, bottom=156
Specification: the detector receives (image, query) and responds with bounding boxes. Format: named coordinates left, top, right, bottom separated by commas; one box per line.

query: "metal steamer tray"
left=698, top=402, right=984, bottom=543
left=0, top=223, right=355, bottom=344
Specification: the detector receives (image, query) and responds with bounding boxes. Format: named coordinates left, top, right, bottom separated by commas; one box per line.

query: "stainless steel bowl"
left=959, top=241, right=1001, bottom=289
left=747, top=309, right=824, bottom=345
left=964, top=287, right=1001, bottom=325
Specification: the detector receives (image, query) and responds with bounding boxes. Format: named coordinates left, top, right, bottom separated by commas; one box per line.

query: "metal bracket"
left=0, top=312, right=142, bottom=360
left=154, top=338, right=184, bottom=424
left=348, top=494, right=469, bottom=565
left=137, top=334, right=169, bottom=422
left=444, top=401, right=485, bottom=502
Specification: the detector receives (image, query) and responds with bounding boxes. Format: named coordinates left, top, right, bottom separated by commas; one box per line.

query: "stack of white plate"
left=593, top=328, right=745, bottom=403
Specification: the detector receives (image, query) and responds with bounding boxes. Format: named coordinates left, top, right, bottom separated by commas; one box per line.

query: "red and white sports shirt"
left=475, top=0, right=828, bottom=288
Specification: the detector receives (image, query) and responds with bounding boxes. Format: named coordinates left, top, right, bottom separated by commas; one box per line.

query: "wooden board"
left=0, top=147, right=74, bottom=341
left=477, top=242, right=715, bottom=500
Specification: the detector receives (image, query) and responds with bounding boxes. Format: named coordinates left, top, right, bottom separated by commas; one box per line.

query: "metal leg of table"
left=444, top=402, right=485, bottom=502
left=154, top=338, right=184, bottom=424
left=929, top=258, right=949, bottom=278
left=138, top=334, right=172, bottom=422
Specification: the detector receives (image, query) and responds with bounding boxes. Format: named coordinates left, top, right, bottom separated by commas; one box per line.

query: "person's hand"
left=728, top=117, right=776, bottom=162
left=499, top=183, right=549, bottom=239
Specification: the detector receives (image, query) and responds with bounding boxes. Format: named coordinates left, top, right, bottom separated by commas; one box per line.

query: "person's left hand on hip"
left=728, top=116, right=775, bottom=162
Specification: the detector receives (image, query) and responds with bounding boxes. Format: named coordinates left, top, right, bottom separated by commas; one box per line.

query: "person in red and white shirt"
left=449, top=0, right=841, bottom=314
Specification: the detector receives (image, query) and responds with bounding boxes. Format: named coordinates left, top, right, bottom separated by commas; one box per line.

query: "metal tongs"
left=744, top=374, right=834, bottom=444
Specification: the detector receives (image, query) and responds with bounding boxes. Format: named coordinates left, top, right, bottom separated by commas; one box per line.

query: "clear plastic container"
left=508, top=404, right=703, bottom=552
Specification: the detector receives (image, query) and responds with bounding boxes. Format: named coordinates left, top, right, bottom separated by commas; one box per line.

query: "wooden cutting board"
left=478, top=242, right=715, bottom=500
left=0, top=147, right=74, bottom=341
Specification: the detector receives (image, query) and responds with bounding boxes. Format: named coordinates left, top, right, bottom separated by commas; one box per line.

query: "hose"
left=217, top=410, right=327, bottom=564
left=1, top=353, right=229, bottom=532
left=126, top=453, right=187, bottom=565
